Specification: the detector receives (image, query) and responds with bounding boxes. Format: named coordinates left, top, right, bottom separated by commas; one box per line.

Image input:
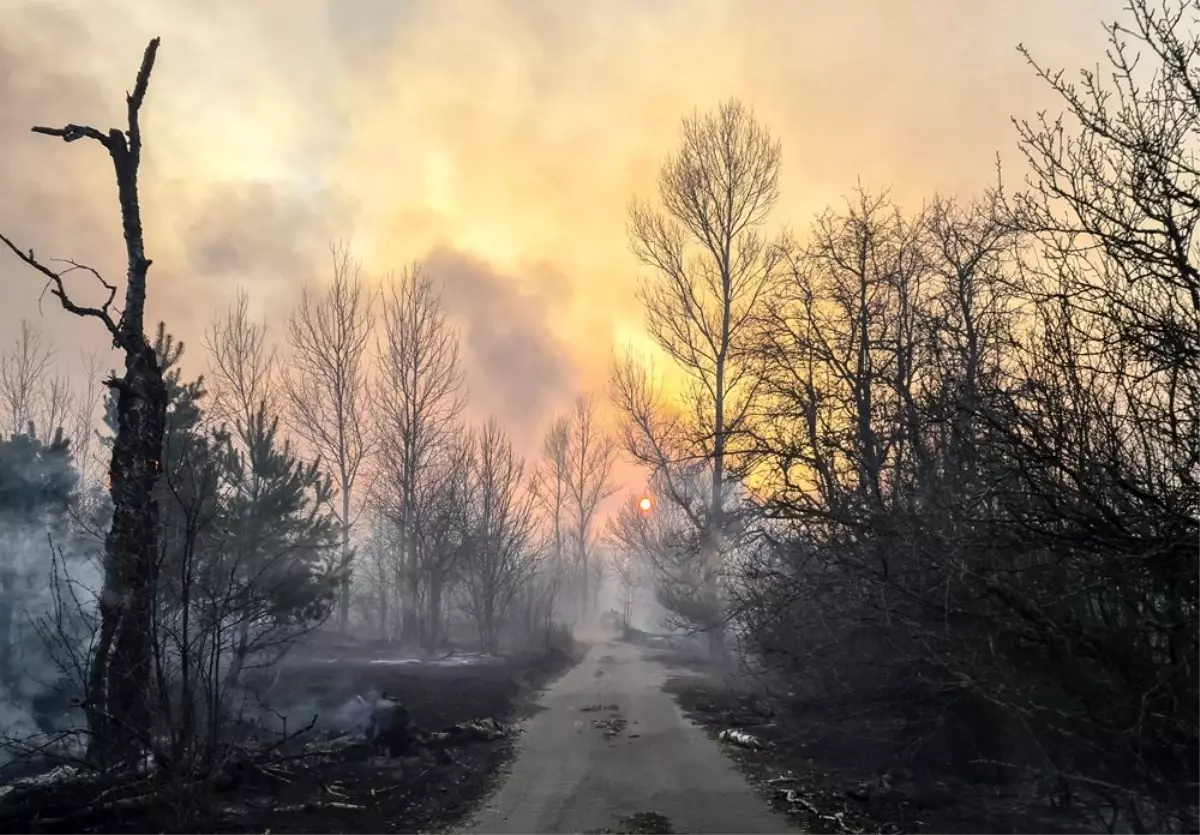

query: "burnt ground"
left=655, top=653, right=1100, bottom=835
left=225, top=642, right=581, bottom=834
left=0, top=640, right=581, bottom=834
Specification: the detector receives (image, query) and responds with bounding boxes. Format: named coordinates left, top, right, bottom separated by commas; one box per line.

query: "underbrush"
left=661, top=660, right=1181, bottom=835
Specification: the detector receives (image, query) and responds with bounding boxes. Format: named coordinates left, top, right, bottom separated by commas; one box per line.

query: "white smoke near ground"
left=0, top=697, right=39, bottom=745
left=329, top=693, right=375, bottom=736
left=232, top=686, right=384, bottom=742
left=0, top=515, right=103, bottom=765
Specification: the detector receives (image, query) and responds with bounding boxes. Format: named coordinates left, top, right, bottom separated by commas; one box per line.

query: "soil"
left=660, top=662, right=1098, bottom=835
left=0, top=640, right=580, bottom=834
left=584, top=810, right=676, bottom=833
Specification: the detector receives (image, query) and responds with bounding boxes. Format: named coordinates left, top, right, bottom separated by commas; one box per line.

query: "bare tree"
left=375, top=263, right=465, bottom=646
left=754, top=187, right=928, bottom=522
left=608, top=547, right=638, bottom=635
left=41, top=371, right=77, bottom=443
left=533, top=416, right=570, bottom=617
left=0, top=321, right=93, bottom=459
left=0, top=38, right=168, bottom=766
left=461, top=418, right=540, bottom=654
left=205, top=287, right=276, bottom=446
left=605, top=494, right=656, bottom=633
left=564, top=394, right=617, bottom=618
left=356, top=510, right=396, bottom=638
left=619, top=99, right=785, bottom=657
left=0, top=319, right=54, bottom=436
left=72, top=347, right=108, bottom=490
left=283, top=243, right=376, bottom=634
left=413, top=432, right=473, bottom=651
left=203, top=288, right=305, bottom=686
left=922, top=192, right=1016, bottom=494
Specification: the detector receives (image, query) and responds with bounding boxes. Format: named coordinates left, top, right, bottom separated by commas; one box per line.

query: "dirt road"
left=462, top=639, right=792, bottom=834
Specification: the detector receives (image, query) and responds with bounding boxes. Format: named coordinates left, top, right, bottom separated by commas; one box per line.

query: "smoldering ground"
left=0, top=634, right=579, bottom=834
left=0, top=529, right=101, bottom=767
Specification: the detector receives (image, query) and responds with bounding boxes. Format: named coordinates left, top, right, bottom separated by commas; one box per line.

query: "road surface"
left=463, top=639, right=792, bottom=834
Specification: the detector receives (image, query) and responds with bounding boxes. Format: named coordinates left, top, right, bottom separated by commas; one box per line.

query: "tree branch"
left=0, top=233, right=120, bottom=337
left=126, top=37, right=160, bottom=157
left=30, top=124, right=111, bottom=146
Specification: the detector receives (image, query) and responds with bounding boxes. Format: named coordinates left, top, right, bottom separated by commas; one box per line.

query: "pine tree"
left=218, top=402, right=338, bottom=687
left=100, top=325, right=339, bottom=749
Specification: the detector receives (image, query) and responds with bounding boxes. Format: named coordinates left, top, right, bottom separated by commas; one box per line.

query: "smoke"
left=235, top=686, right=384, bottom=741
left=0, top=699, right=39, bottom=746
left=0, top=520, right=101, bottom=763
left=181, top=180, right=361, bottom=316
left=425, top=247, right=577, bottom=450
left=0, top=0, right=1117, bottom=433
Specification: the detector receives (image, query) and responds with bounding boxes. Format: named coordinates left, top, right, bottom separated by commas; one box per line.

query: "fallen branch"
left=271, top=801, right=365, bottom=813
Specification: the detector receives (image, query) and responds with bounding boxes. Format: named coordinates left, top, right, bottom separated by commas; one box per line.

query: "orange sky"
left=0, top=0, right=1122, bottom=456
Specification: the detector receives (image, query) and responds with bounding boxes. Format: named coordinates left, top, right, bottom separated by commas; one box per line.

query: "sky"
left=0, top=0, right=1124, bottom=456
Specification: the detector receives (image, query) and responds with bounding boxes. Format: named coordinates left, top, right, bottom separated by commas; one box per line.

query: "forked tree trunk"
left=0, top=38, right=171, bottom=767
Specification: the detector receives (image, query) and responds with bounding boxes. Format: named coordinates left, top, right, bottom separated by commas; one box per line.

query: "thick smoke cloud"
left=187, top=184, right=357, bottom=280
left=424, top=247, right=576, bottom=449
left=180, top=181, right=361, bottom=319
left=0, top=0, right=1122, bottom=435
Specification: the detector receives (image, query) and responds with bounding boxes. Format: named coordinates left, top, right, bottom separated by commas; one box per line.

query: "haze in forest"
left=0, top=0, right=1121, bottom=450
left=0, top=1, right=1196, bottom=833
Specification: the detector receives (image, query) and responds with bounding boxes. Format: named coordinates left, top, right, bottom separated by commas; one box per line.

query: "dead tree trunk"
left=427, top=573, right=444, bottom=654
left=92, top=342, right=167, bottom=765
left=378, top=576, right=389, bottom=640
left=339, top=491, right=351, bottom=633
left=0, top=38, right=167, bottom=767
left=401, top=541, right=421, bottom=646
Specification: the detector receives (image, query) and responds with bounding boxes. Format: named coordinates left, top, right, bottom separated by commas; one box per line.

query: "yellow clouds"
left=333, top=0, right=1119, bottom=393
left=0, top=0, right=1125, bottom=447
left=338, top=2, right=754, bottom=322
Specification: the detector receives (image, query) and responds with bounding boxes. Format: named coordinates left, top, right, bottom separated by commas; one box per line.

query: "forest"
left=0, top=1, right=1194, bottom=833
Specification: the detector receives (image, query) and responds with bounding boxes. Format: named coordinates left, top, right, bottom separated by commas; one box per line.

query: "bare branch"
left=30, top=124, right=111, bottom=146
left=0, top=234, right=120, bottom=335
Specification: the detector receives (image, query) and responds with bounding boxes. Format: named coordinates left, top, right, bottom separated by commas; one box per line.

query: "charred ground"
left=653, top=646, right=1102, bottom=835
left=0, top=637, right=580, bottom=834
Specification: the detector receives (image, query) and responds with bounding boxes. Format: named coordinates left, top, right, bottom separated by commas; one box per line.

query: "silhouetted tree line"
left=612, top=2, right=1196, bottom=829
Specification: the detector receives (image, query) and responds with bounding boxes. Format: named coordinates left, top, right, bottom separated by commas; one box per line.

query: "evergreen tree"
left=0, top=423, right=78, bottom=691
left=100, top=325, right=339, bottom=748
left=217, top=403, right=338, bottom=687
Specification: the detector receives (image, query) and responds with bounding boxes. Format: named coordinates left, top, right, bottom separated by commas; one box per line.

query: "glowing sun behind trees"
left=638, top=495, right=654, bottom=513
